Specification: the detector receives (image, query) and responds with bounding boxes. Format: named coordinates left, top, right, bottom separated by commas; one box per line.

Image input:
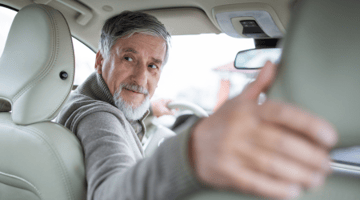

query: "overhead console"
left=213, top=3, right=286, bottom=39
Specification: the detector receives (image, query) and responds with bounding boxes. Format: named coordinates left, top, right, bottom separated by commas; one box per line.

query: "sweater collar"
left=77, top=72, right=115, bottom=107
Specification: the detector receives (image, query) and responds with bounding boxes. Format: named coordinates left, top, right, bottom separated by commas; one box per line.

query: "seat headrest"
left=268, top=0, right=360, bottom=147
left=0, top=4, right=74, bottom=125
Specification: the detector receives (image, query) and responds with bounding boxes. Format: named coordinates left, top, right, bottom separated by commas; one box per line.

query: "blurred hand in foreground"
left=190, top=61, right=338, bottom=199
left=151, top=99, right=175, bottom=117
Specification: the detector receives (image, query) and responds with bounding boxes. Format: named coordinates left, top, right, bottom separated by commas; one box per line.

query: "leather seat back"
left=268, top=0, right=360, bottom=148
left=0, top=4, right=85, bottom=200
left=266, top=0, right=360, bottom=198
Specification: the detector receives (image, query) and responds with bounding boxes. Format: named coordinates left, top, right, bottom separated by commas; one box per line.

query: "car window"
left=72, top=38, right=96, bottom=86
left=0, top=6, right=96, bottom=87
left=153, top=33, right=256, bottom=113
left=0, top=6, right=16, bottom=56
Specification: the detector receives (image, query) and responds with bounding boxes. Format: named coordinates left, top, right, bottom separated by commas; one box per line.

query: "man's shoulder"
left=57, top=91, right=126, bottom=132
left=65, top=91, right=114, bottom=112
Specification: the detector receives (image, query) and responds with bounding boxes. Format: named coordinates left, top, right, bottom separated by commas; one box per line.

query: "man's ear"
left=95, top=51, right=104, bottom=74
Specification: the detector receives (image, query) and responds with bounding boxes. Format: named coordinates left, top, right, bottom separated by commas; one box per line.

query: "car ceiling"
left=0, top=0, right=291, bottom=51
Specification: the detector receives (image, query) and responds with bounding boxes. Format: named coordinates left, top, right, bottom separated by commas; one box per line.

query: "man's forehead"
left=123, top=48, right=138, bottom=54
left=115, top=35, right=166, bottom=62
left=126, top=33, right=164, bottom=46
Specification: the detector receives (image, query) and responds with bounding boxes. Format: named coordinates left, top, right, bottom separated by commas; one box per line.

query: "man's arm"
left=76, top=111, right=202, bottom=200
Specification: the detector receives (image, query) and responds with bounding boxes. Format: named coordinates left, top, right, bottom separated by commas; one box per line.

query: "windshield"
left=153, top=33, right=255, bottom=113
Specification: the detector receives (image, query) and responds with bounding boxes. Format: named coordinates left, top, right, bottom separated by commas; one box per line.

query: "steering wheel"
left=167, top=100, right=209, bottom=118
left=144, top=100, right=208, bottom=157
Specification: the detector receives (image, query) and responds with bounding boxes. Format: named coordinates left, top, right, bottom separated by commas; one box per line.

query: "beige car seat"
left=185, top=0, right=360, bottom=199
left=0, top=4, right=85, bottom=200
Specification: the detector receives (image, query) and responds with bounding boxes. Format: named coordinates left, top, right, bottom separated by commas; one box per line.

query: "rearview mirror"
left=234, top=48, right=282, bottom=69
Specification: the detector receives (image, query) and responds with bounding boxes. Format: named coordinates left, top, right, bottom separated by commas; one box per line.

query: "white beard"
left=113, top=84, right=150, bottom=121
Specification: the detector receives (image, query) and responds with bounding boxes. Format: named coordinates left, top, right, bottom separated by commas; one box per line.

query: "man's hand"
left=151, top=99, right=175, bottom=117
left=189, top=61, right=338, bottom=199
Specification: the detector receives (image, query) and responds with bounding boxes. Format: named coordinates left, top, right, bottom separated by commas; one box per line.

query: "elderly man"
left=57, top=10, right=337, bottom=200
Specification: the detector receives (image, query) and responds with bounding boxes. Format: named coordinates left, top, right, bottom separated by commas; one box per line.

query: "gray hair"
left=99, top=10, right=171, bottom=67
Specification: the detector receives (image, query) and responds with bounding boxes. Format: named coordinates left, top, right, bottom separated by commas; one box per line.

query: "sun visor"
left=213, top=3, right=285, bottom=39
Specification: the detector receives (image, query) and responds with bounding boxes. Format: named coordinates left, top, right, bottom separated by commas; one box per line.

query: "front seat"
left=0, top=4, right=85, bottom=200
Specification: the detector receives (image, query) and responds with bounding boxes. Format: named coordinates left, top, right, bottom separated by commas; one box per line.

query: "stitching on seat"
left=8, top=5, right=75, bottom=199
left=2, top=5, right=75, bottom=197
left=12, top=5, right=74, bottom=124
left=46, top=9, right=75, bottom=121
left=0, top=120, right=76, bottom=200
left=0, top=171, right=44, bottom=200
left=26, top=122, right=75, bottom=200
left=12, top=5, right=57, bottom=102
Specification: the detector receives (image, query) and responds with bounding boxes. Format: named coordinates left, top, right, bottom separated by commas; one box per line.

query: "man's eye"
left=124, top=57, right=133, bottom=62
left=148, top=64, right=157, bottom=69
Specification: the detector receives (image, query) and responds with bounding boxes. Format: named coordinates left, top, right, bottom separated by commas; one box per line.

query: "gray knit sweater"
left=56, top=72, right=202, bottom=200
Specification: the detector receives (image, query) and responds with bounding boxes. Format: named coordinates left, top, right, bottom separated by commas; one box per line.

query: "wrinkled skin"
left=190, top=61, right=337, bottom=199
left=95, top=33, right=166, bottom=108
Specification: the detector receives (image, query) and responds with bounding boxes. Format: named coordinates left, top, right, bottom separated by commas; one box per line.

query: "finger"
left=239, top=61, right=277, bottom=101
left=254, top=123, right=331, bottom=173
left=163, top=108, right=175, bottom=115
left=164, top=99, right=173, bottom=105
left=156, top=107, right=170, bottom=115
left=228, top=165, right=301, bottom=199
left=233, top=134, right=327, bottom=189
left=260, top=101, right=338, bottom=148
left=240, top=145, right=326, bottom=189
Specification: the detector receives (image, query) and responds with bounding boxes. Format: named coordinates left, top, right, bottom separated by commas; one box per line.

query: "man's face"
left=95, top=33, right=166, bottom=109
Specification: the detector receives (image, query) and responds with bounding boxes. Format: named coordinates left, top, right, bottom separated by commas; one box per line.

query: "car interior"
left=0, top=0, right=359, bottom=199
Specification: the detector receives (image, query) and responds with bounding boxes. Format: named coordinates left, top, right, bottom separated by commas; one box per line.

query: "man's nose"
left=131, top=63, right=147, bottom=86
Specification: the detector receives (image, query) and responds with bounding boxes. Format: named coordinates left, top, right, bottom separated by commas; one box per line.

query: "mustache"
left=119, top=83, right=149, bottom=95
